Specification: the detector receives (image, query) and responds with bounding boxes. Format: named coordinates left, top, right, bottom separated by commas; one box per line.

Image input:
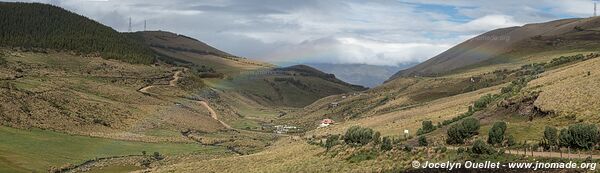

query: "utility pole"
left=128, top=17, right=132, bottom=32
left=144, top=20, right=147, bottom=31
left=595, top=2, right=597, bottom=17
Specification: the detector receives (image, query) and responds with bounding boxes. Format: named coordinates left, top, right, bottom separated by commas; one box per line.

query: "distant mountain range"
left=308, top=63, right=415, bottom=88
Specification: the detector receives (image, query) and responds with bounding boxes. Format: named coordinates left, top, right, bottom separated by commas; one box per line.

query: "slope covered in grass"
left=0, top=126, right=228, bottom=173
left=0, top=2, right=154, bottom=64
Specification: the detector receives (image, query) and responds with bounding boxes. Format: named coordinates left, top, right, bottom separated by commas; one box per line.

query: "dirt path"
left=198, top=100, right=232, bottom=129
left=137, top=70, right=232, bottom=129
left=431, top=146, right=600, bottom=159
left=138, top=71, right=182, bottom=94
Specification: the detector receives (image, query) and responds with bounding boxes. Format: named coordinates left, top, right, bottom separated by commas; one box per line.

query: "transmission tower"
left=128, top=17, right=132, bottom=32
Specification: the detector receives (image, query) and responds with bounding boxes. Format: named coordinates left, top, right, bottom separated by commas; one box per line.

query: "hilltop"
left=390, top=17, right=600, bottom=79
left=0, top=2, right=154, bottom=64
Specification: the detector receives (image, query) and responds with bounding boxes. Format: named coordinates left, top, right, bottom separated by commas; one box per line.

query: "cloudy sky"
left=8, top=0, right=595, bottom=66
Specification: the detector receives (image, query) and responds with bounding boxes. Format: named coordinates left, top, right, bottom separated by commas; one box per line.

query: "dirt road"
left=198, top=101, right=232, bottom=129
left=432, top=146, right=600, bottom=159
left=138, top=70, right=232, bottom=129
left=138, top=71, right=182, bottom=94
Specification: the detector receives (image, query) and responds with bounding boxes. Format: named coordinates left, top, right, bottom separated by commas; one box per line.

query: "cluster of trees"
left=545, top=54, right=586, bottom=68
left=473, top=94, right=499, bottom=111
left=322, top=126, right=411, bottom=153
left=343, top=126, right=375, bottom=146
left=487, top=121, right=507, bottom=145
left=446, top=118, right=480, bottom=144
left=0, top=2, right=154, bottom=64
left=543, top=124, right=599, bottom=150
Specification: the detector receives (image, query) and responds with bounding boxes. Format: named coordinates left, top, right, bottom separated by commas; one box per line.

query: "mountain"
left=131, top=31, right=366, bottom=107
left=0, top=2, right=154, bottom=64
left=308, top=63, right=414, bottom=87
left=390, top=17, right=600, bottom=79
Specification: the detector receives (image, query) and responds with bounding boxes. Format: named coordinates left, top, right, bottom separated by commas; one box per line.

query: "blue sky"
left=7, top=0, right=596, bottom=66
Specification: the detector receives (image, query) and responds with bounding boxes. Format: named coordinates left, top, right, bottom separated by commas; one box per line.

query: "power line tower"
left=128, top=17, right=132, bottom=32
left=144, top=20, right=147, bottom=31
left=595, top=2, right=597, bottom=17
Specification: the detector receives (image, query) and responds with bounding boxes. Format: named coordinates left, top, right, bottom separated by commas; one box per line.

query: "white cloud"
left=263, top=37, right=451, bottom=66
left=447, top=15, right=523, bottom=32
left=5, top=0, right=594, bottom=66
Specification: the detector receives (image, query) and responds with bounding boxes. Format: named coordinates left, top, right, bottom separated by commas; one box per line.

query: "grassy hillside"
left=0, top=126, right=229, bottom=173
left=0, top=2, right=154, bottom=64
left=391, top=17, right=600, bottom=79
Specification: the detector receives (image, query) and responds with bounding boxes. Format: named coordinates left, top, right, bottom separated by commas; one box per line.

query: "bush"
left=417, top=120, right=436, bottom=135
left=472, top=139, right=496, bottom=155
left=473, top=94, right=497, bottom=110
left=487, top=121, right=507, bottom=145
left=325, top=134, right=340, bottom=151
left=153, top=152, right=164, bottom=160
left=543, top=126, right=558, bottom=147
left=344, top=126, right=374, bottom=146
left=418, top=136, right=428, bottom=146
left=372, top=132, right=381, bottom=145
left=446, top=118, right=480, bottom=144
left=558, top=123, right=598, bottom=149
left=381, top=136, right=393, bottom=151
left=462, top=118, right=480, bottom=136
left=558, top=123, right=599, bottom=149
left=506, top=135, right=516, bottom=147
left=446, top=124, right=464, bottom=144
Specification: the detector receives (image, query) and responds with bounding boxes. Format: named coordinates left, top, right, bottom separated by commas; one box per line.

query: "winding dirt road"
left=198, top=100, right=232, bottom=129
left=138, top=70, right=232, bottom=129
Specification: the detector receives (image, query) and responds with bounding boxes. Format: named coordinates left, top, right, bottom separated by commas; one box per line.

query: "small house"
left=319, top=119, right=335, bottom=127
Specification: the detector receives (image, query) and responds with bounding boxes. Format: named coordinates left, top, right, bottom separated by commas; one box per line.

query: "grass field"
left=0, top=126, right=228, bottom=172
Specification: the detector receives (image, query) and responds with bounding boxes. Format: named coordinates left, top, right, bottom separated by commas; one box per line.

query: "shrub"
left=325, top=134, right=340, bottom=151
left=487, top=121, right=507, bottom=145
left=153, top=152, right=164, bottom=160
left=472, top=139, right=496, bottom=155
left=543, top=126, right=558, bottom=147
left=418, top=136, right=428, bottom=146
left=506, top=135, right=516, bottom=147
left=417, top=120, right=436, bottom=135
left=381, top=137, right=393, bottom=151
left=446, top=118, right=480, bottom=144
left=344, top=126, right=374, bottom=146
left=473, top=94, right=497, bottom=110
left=558, top=123, right=599, bottom=149
left=462, top=118, right=480, bottom=136
left=372, top=132, right=381, bottom=145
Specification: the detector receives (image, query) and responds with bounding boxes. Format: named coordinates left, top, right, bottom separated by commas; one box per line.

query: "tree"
left=446, top=118, right=480, bottom=144
left=558, top=123, right=599, bottom=149
left=446, top=124, right=465, bottom=144
left=559, top=128, right=572, bottom=147
left=543, top=126, right=558, bottom=147
left=472, top=139, right=496, bottom=155
left=418, top=136, right=428, bottom=146
left=381, top=137, right=393, bottom=151
left=417, top=120, right=436, bottom=135
left=487, top=121, right=507, bottom=145
left=461, top=118, right=480, bottom=136
left=344, top=126, right=374, bottom=146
